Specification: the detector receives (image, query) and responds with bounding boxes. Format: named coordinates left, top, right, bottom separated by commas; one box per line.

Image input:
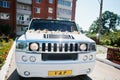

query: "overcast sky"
left=75, top=0, right=120, bottom=31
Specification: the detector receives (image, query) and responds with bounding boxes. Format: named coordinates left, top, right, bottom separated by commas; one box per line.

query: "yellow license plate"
left=48, top=70, right=72, bottom=76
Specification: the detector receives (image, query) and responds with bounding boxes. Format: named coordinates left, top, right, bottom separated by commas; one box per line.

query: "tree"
left=89, top=11, right=120, bottom=34
left=89, top=20, right=99, bottom=33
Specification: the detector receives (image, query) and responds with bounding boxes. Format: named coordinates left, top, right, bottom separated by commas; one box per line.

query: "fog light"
left=83, top=55, right=88, bottom=61
left=29, top=56, right=36, bottom=62
left=22, top=55, right=28, bottom=62
left=86, top=68, right=91, bottom=73
left=89, top=55, right=93, bottom=60
left=24, top=71, right=30, bottom=76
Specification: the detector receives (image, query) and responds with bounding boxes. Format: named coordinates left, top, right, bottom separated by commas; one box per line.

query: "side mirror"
left=23, top=27, right=28, bottom=34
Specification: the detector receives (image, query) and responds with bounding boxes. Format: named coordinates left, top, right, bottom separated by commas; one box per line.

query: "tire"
left=19, top=75, right=29, bottom=80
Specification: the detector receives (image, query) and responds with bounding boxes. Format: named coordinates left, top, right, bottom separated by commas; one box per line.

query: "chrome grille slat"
left=54, top=43, right=57, bottom=52
left=59, top=43, right=62, bottom=52
left=48, top=43, right=51, bottom=52
left=75, top=43, right=78, bottom=51
left=70, top=43, right=73, bottom=51
left=65, top=43, right=68, bottom=52
left=42, top=43, right=45, bottom=51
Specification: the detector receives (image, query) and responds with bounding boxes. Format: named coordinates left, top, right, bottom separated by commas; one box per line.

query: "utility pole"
left=97, top=0, right=103, bottom=43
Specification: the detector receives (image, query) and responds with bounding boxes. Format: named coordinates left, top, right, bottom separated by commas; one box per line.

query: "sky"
left=75, top=0, right=120, bottom=31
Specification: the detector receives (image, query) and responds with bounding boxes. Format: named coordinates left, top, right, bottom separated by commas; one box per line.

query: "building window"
left=0, top=1, right=10, bottom=8
left=57, top=8, right=72, bottom=15
left=49, top=0, right=53, bottom=4
left=36, top=0, right=41, bottom=3
left=19, top=15, right=24, bottom=21
left=35, top=7, right=40, bottom=13
left=58, top=0, right=72, bottom=7
left=48, top=7, right=53, bottom=13
left=0, top=13, right=10, bottom=20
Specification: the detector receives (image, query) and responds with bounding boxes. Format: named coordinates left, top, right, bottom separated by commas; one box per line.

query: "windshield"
left=29, top=19, right=78, bottom=32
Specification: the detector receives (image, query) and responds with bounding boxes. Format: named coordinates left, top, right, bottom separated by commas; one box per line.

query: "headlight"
left=29, top=42, right=39, bottom=51
left=80, top=44, right=87, bottom=51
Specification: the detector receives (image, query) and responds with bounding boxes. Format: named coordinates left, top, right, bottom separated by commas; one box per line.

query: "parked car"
left=15, top=19, right=96, bottom=78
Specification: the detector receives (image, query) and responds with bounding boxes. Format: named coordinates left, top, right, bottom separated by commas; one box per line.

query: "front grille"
left=42, top=53, right=78, bottom=61
left=40, top=43, right=80, bottom=52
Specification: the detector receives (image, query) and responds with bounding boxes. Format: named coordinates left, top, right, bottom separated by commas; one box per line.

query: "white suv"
left=15, top=19, right=96, bottom=78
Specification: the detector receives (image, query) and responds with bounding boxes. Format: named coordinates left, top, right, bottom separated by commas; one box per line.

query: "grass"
left=0, top=39, right=13, bottom=69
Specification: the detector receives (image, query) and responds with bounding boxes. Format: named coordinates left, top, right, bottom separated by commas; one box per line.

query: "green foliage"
left=0, top=39, right=13, bottom=68
left=89, top=11, right=120, bottom=34
left=100, top=31, right=120, bottom=47
left=89, top=20, right=99, bottom=33
left=86, top=33, right=98, bottom=43
left=102, top=11, right=119, bottom=33
left=86, top=30, right=120, bottom=47
left=88, top=11, right=120, bottom=47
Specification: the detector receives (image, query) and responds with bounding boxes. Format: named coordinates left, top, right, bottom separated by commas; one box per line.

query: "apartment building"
left=0, top=0, right=16, bottom=33
left=0, top=0, right=77, bottom=35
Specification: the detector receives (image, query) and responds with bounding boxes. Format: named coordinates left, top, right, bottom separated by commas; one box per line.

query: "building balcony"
left=17, top=9, right=31, bottom=15
left=57, top=14, right=71, bottom=19
left=17, top=20, right=30, bottom=26
left=17, top=0, right=32, bottom=4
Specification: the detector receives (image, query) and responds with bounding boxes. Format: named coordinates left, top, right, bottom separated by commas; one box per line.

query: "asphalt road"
left=6, top=53, right=120, bottom=80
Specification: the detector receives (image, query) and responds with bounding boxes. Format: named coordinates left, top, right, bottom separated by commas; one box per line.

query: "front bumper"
left=16, top=52, right=96, bottom=78
left=17, top=61, right=95, bottom=78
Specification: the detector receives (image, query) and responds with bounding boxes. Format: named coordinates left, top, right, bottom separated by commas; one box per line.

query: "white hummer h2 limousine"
left=15, top=19, right=96, bottom=78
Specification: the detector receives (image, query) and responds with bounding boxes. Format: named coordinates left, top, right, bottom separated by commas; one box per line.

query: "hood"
left=19, top=30, right=94, bottom=42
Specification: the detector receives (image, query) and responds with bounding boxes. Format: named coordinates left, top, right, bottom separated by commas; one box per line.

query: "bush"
left=0, top=39, right=13, bottom=68
left=109, top=31, right=120, bottom=47
left=100, top=39, right=111, bottom=45
left=100, top=31, right=120, bottom=47
left=86, top=33, right=98, bottom=43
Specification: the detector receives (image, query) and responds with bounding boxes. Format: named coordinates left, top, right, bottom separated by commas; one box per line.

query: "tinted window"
left=29, top=19, right=78, bottom=32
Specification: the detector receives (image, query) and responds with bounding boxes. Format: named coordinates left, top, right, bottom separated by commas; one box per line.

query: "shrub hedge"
left=107, top=48, right=120, bottom=62
left=0, top=39, right=13, bottom=69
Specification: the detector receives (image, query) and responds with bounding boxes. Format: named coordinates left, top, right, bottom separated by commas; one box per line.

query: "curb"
left=0, top=42, right=15, bottom=80
left=96, top=57, right=120, bottom=69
